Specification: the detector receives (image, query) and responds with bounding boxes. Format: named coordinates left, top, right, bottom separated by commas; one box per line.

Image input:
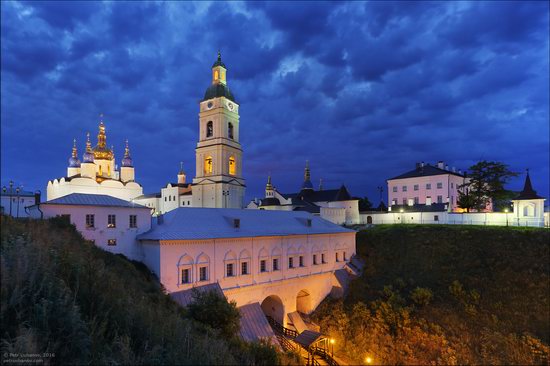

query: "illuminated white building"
left=47, top=119, right=143, bottom=202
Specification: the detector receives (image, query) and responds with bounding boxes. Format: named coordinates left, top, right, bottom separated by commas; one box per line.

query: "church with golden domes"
left=47, top=116, right=144, bottom=201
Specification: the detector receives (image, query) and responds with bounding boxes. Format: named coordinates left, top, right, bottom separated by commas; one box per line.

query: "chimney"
left=306, top=218, right=312, bottom=227
left=233, top=218, right=240, bottom=229
left=157, top=214, right=164, bottom=225
left=437, top=161, right=445, bottom=169
left=34, top=191, right=41, bottom=205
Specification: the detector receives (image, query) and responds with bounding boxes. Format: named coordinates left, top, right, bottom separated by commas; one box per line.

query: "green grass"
left=312, top=225, right=549, bottom=365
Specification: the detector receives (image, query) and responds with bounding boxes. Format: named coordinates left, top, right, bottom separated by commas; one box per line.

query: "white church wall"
left=47, top=177, right=143, bottom=201
left=35, top=204, right=151, bottom=260
left=320, top=207, right=346, bottom=225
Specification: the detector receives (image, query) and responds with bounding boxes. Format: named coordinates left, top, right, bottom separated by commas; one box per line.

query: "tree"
left=457, top=161, right=518, bottom=212
left=187, top=289, right=241, bottom=339
left=356, top=196, right=373, bottom=212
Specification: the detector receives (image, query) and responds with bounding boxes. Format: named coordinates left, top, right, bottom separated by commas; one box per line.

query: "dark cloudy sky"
left=1, top=1, right=549, bottom=204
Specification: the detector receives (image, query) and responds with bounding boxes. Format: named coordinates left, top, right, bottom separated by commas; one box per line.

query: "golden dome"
left=92, top=119, right=114, bottom=160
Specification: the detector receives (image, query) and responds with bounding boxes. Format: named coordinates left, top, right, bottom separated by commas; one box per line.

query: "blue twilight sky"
left=1, top=1, right=549, bottom=204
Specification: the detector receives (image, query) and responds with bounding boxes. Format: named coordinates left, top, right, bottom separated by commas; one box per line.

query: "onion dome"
left=68, top=139, right=81, bottom=167
left=301, top=160, right=314, bottom=190
left=92, top=115, right=114, bottom=160
left=82, top=133, right=94, bottom=163
left=121, top=140, right=133, bottom=167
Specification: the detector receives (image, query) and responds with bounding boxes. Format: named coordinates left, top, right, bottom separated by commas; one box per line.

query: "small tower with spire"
left=301, top=160, right=314, bottom=191
left=120, top=140, right=135, bottom=183
left=266, top=174, right=274, bottom=198
left=512, top=169, right=546, bottom=226
left=67, top=139, right=81, bottom=177
left=177, top=162, right=186, bottom=184
left=92, top=114, right=115, bottom=179
left=81, top=132, right=97, bottom=179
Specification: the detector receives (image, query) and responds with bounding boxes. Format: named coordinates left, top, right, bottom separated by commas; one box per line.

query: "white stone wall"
left=30, top=204, right=152, bottom=260
left=140, top=231, right=356, bottom=324
left=320, top=207, right=346, bottom=225
left=1, top=195, right=37, bottom=218
left=47, top=177, right=143, bottom=201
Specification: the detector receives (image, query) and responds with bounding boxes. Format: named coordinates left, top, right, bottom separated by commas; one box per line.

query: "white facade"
left=0, top=187, right=38, bottom=218
left=28, top=194, right=152, bottom=260
left=192, top=54, right=246, bottom=208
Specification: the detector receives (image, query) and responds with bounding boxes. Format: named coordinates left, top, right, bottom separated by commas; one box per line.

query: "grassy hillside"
left=0, top=216, right=288, bottom=365
left=312, top=225, right=549, bottom=365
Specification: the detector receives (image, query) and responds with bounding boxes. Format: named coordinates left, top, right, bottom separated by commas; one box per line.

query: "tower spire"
left=86, top=132, right=92, bottom=152
left=72, top=138, right=78, bottom=158
left=97, top=114, right=106, bottom=148
left=124, top=139, right=130, bottom=158
left=301, top=160, right=314, bottom=190
left=266, top=173, right=273, bottom=190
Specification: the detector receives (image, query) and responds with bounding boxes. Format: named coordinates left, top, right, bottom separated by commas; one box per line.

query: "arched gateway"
left=261, top=295, right=285, bottom=325
left=296, top=289, right=312, bottom=314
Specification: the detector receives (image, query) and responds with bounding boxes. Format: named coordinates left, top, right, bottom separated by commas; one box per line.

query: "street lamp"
left=400, top=208, right=404, bottom=224
left=504, top=208, right=509, bottom=227
left=16, top=187, right=20, bottom=218
left=9, top=180, right=14, bottom=216
left=365, top=356, right=373, bottom=364
left=330, top=338, right=335, bottom=357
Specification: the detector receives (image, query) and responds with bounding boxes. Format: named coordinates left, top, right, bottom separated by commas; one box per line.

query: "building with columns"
left=47, top=118, right=143, bottom=202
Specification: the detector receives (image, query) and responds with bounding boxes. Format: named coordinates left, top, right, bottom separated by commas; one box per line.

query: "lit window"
left=107, top=164, right=111, bottom=176
left=214, top=70, right=219, bottom=80
left=288, top=257, right=294, bottom=269
left=206, top=121, right=213, bottom=138
left=107, top=214, right=116, bottom=228
left=313, top=254, right=317, bottom=265
left=107, top=239, right=117, bottom=246
left=414, top=184, right=419, bottom=191
left=98, top=165, right=102, bottom=176
left=86, top=214, right=95, bottom=228
left=437, top=182, right=443, bottom=189
left=181, top=268, right=190, bottom=284
left=226, top=263, right=234, bottom=277
left=204, top=156, right=213, bottom=175
left=299, top=255, right=304, bottom=267
left=273, top=258, right=279, bottom=271
left=229, top=157, right=236, bottom=175
left=199, top=266, right=207, bottom=281
left=260, top=260, right=267, bottom=273
left=129, top=215, right=137, bottom=228
left=228, top=122, right=234, bottom=139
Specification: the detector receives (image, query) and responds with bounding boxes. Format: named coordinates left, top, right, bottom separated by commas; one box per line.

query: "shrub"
left=410, top=287, right=433, bottom=307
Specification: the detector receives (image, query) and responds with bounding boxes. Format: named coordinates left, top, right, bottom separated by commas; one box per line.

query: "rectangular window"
left=107, top=239, right=117, bottom=246
left=321, top=253, right=326, bottom=264
left=129, top=215, right=137, bottom=228
left=426, top=183, right=431, bottom=190
left=336, top=252, right=340, bottom=262
left=414, top=197, right=419, bottom=204
left=343, top=251, right=347, bottom=261
left=392, top=186, right=397, bottom=192
left=299, top=255, right=304, bottom=267
left=413, top=184, right=419, bottom=191
left=288, top=257, right=294, bottom=269
left=451, top=196, right=454, bottom=204
left=451, top=183, right=454, bottom=188
left=226, top=263, right=234, bottom=277
left=181, top=268, right=190, bottom=284
left=402, top=198, right=407, bottom=205
left=434, top=215, right=439, bottom=221
left=241, top=261, right=248, bottom=275
left=313, top=254, right=317, bottom=265
left=402, top=186, right=407, bottom=192
left=199, top=266, right=207, bottom=281
left=260, top=260, right=267, bottom=273
left=437, top=182, right=443, bottom=189
left=437, top=195, right=443, bottom=203
left=273, top=258, right=279, bottom=271
left=85, top=214, right=95, bottom=228
left=107, top=214, right=116, bottom=228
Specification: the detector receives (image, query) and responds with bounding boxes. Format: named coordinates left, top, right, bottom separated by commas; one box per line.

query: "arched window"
left=214, top=70, right=219, bottom=81
left=107, top=164, right=111, bottom=176
left=206, top=121, right=213, bottom=138
left=177, top=254, right=194, bottom=286
left=228, top=122, right=234, bottom=139
left=229, top=156, right=236, bottom=175
left=98, top=165, right=102, bottom=176
left=204, top=156, right=213, bottom=175
left=196, top=253, right=210, bottom=282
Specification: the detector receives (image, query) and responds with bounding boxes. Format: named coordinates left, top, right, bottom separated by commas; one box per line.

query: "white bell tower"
left=192, top=52, right=246, bottom=208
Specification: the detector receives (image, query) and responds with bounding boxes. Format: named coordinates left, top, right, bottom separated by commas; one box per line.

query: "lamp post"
left=400, top=208, right=404, bottom=224
left=330, top=338, right=334, bottom=357
left=365, top=356, right=373, bottom=364
left=16, top=187, right=20, bottom=218
left=8, top=180, right=14, bottom=216
left=504, top=208, right=509, bottom=227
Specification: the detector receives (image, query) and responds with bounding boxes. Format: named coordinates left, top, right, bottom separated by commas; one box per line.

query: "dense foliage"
left=0, top=216, right=283, bottom=365
left=313, top=225, right=549, bottom=365
left=457, top=160, right=518, bottom=212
